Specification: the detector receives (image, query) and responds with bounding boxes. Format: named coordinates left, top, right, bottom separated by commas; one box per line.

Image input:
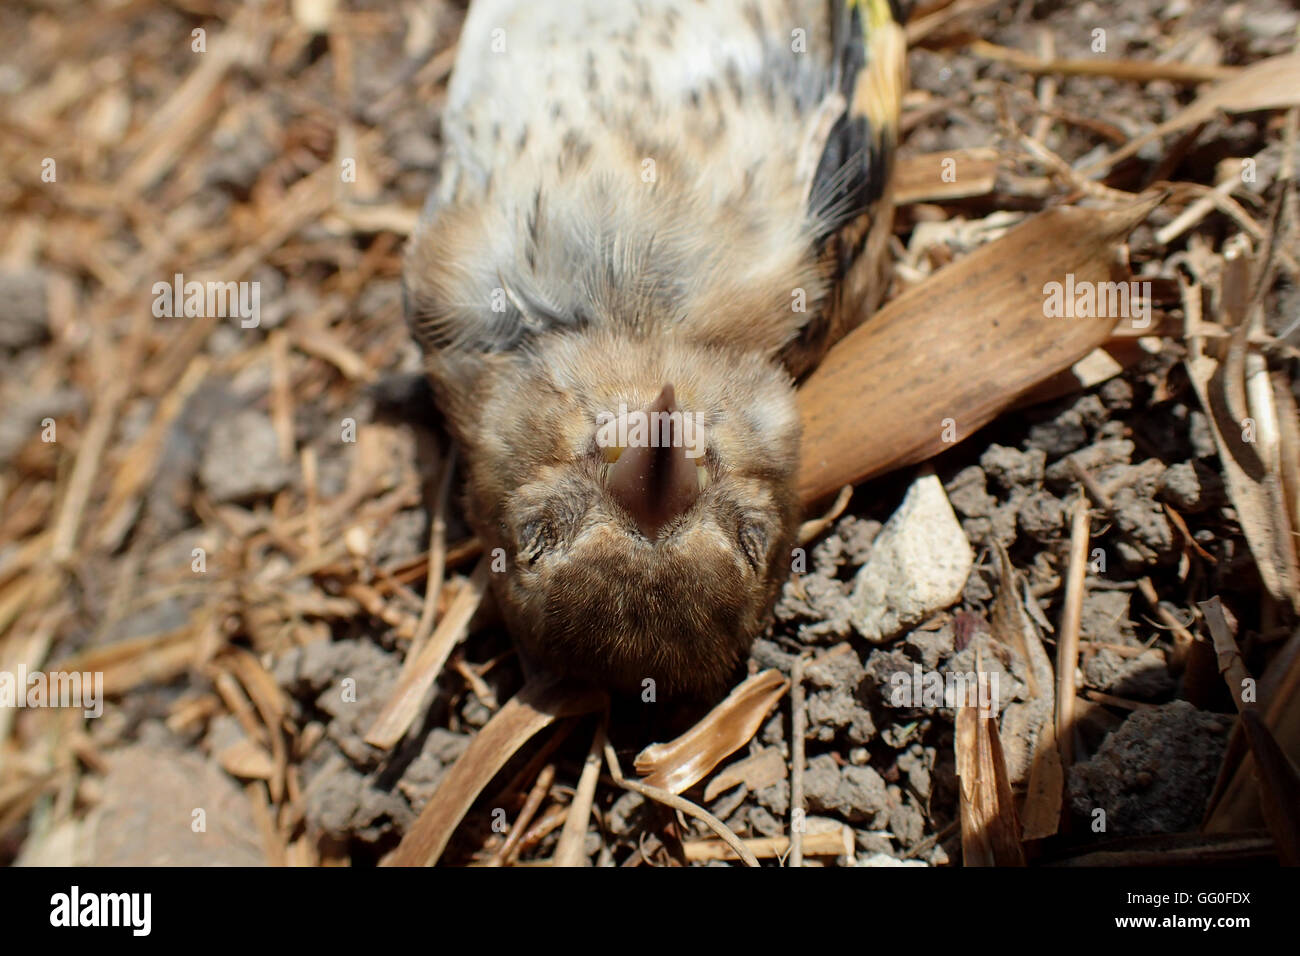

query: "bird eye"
left=519, top=519, right=554, bottom=564
left=738, top=522, right=768, bottom=572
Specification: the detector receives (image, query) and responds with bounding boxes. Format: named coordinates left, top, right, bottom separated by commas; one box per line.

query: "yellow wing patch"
left=849, top=0, right=908, bottom=151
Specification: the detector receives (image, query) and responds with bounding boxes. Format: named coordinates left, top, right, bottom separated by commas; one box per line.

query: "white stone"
left=849, top=473, right=973, bottom=642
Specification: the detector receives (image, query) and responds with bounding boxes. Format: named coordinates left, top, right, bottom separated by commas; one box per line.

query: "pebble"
left=849, top=474, right=973, bottom=643
left=0, top=270, right=49, bottom=350
left=199, top=408, right=294, bottom=503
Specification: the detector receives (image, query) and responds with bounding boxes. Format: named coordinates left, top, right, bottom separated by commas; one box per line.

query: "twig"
left=797, top=485, right=852, bottom=545
left=603, top=742, right=759, bottom=868
left=1081, top=689, right=1155, bottom=711
left=553, top=719, right=606, bottom=867
left=1200, top=598, right=1254, bottom=713
left=401, top=444, right=458, bottom=679
left=683, top=827, right=852, bottom=863
left=789, top=655, right=807, bottom=868
left=906, top=0, right=1001, bottom=45
left=490, top=763, right=556, bottom=867
left=1030, top=29, right=1056, bottom=146
left=1018, top=133, right=1139, bottom=205
left=968, top=40, right=1238, bottom=84
left=518, top=804, right=571, bottom=856
left=1155, top=177, right=1239, bottom=246
left=365, top=554, right=491, bottom=749
left=1069, top=459, right=1158, bottom=563
left=1135, top=576, right=1195, bottom=668
left=51, top=374, right=130, bottom=563
left=1056, top=494, right=1090, bottom=767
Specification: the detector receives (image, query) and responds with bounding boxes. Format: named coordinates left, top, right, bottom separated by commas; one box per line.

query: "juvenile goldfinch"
left=404, top=0, right=906, bottom=697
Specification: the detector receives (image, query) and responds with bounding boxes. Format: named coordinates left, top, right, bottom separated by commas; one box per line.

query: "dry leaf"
left=383, top=677, right=605, bottom=867
left=703, top=747, right=788, bottom=802
left=634, top=669, right=789, bottom=794
left=1200, top=597, right=1300, bottom=865
left=797, top=196, right=1159, bottom=504
left=1272, top=371, right=1300, bottom=576
left=1015, top=338, right=1161, bottom=409
left=1206, top=626, right=1300, bottom=831
left=1079, top=53, right=1300, bottom=177
left=990, top=544, right=1062, bottom=841
left=955, top=650, right=1026, bottom=866
left=893, top=148, right=1001, bottom=204
left=216, top=737, right=275, bottom=780
left=1187, top=349, right=1300, bottom=612
left=1238, top=709, right=1300, bottom=867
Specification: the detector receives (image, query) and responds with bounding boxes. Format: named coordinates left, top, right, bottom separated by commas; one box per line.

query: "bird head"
left=453, top=330, right=802, bottom=698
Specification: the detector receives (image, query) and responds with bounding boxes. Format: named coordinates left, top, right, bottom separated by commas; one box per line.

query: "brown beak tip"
left=652, top=383, right=677, bottom=412
left=606, top=382, right=700, bottom=539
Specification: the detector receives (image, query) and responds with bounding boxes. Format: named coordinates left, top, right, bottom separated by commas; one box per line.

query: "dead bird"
left=404, top=0, right=906, bottom=697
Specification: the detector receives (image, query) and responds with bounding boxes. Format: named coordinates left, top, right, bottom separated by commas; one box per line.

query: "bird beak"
left=607, top=383, right=702, bottom=540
